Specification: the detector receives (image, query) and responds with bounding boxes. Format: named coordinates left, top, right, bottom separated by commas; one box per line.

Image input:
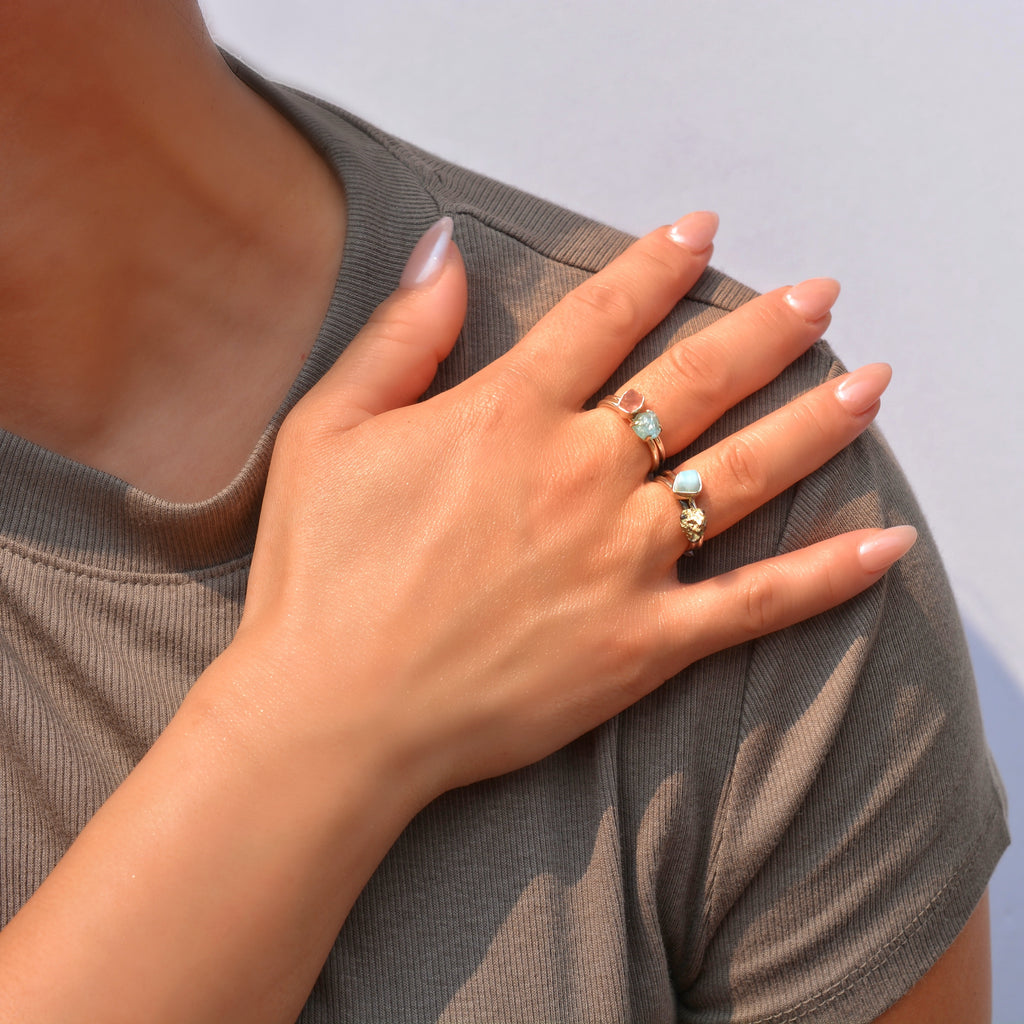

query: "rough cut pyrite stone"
left=680, top=503, right=707, bottom=543
left=631, top=410, right=662, bottom=440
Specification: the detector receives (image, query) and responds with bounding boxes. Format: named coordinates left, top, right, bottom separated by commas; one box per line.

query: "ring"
left=597, top=389, right=666, bottom=471
left=658, top=468, right=707, bottom=553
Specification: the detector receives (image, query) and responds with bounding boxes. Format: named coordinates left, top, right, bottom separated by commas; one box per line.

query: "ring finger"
left=644, top=362, right=891, bottom=554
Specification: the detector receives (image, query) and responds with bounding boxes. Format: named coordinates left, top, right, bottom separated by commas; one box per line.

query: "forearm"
left=0, top=220, right=922, bottom=1023
left=0, top=640, right=415, bottom=1024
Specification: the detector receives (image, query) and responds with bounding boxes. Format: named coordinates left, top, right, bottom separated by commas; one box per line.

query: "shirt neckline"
left=0, top=55, right=438, bottom=575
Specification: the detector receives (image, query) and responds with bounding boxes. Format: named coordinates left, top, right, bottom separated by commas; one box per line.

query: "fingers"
left=654, top=526, right=918, bottom=668
left=501, top=212, right=719, bottom=405
left=301, top=218, right=468, bottom=432
left=654, top=363, right=891, bottom=547
left=613, top=277, right=841, bottom=460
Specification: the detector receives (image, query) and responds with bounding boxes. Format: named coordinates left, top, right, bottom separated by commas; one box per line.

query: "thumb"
left=310, top=217, right=467, bottom=431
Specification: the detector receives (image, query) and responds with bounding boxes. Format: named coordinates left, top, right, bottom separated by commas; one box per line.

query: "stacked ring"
left=658, top=468, right=707, bottom=553
left=597, top=389, right=666, bottom=472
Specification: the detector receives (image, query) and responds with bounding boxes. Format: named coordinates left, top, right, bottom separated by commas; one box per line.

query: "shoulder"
left=232, top=54, right=1009, bottom=1020
left=225, top=50, right=758, bottom=376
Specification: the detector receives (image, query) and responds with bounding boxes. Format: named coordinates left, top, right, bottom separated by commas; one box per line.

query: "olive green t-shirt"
left=0, top=55, right=1007, bottom=1023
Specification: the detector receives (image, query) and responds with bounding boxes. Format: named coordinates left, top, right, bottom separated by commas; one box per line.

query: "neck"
left=0, top=2, right=346, bottom=500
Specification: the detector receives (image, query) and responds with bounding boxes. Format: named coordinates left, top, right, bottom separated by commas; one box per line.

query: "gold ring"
left=597, top=389, right=665, bottom=472
left=658, top=468, right=707, bottom=553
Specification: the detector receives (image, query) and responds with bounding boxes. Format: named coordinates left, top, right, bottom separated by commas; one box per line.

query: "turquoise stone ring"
left=669, top=469, right=702, bottom=498
left=658, top=469, right=707, bottom=553
left=597, top=389, right=667, bottom=471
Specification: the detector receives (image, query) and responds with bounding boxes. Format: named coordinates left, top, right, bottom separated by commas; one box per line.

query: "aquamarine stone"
left=631, top=410, right=661, bottom=440
left=671, top=469, right=703, bottom=497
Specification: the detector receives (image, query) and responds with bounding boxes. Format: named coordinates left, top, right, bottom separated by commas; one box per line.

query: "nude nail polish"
left=858, top=525, right=918, bottom=573
left=667, top=211, right=719, bottom=252
left=784, top=278, right=841, bottom=322
left=400, top=217, right=454, bottom=289
left=835, top=363, right=892, bottom=415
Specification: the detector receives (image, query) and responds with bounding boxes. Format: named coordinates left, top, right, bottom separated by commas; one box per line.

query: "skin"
left=875, top=893, right=991, bottom=1024
left=0, top=0, right=346, bottom=500
left=0, top=1, right=991, bottom=1020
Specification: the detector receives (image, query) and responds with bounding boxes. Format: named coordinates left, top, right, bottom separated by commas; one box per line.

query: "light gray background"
left=201, top=1, right=1022, bottom=1016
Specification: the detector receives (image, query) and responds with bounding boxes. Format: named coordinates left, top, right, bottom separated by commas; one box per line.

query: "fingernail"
left=784, top=278, right=841, bottom=322
left=858, top=525, right=918, bottom=573
left=835, top=363, right=892, bottom=415
left=400, top=216, right=454, bottom=289
left=667, top=211, right=719, bottom=252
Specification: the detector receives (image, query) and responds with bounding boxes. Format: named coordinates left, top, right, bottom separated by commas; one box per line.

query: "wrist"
left=191, top=626, right=436, bottom=832
left=0, top=631, right=432, bottom=1024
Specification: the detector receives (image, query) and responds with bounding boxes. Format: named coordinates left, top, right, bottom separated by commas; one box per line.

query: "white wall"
left=201, top=1, right=1023, bottom=1014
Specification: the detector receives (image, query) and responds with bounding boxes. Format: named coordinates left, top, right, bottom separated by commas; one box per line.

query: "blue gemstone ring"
left=658, top=469, right=707, bottom=553
left=597, top=389, right=666, bottom=471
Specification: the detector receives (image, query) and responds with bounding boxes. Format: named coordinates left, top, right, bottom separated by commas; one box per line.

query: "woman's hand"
left=235, top=212, right=911, bottom=804
left=0, top=213, right=912, bottom=1024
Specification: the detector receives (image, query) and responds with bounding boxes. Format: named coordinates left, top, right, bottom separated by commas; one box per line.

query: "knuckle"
left=663, top=337, right=727, bottom=397
left=453, top=385, right=514, bottom=441
left=273, top=409, right=331, bottom=472
left=276, top=400, right=321, bottom=449
left=747, top=297, right=794, bottom=335
left=569, top=281, right=643, bottom=336
left=633, top=241, right=687, bottom=282
left=786, top=396, right=832, bottom=443
left=820, top=552, right=846, bottom=607
left=488, top=358, right=549, bottom=414
left=741, top=567, right=785, bottom=637
left=719, top=434, right=770, bottom=498
left=455, top=363, right=555, bottom=449
left=366, top=303, right=420, bottom=340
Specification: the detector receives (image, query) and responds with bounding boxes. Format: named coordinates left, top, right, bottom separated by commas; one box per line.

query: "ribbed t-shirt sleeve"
left=678, top=353, right=1008, bottom=1022
left=253, top=84, right=1008, bottom=1014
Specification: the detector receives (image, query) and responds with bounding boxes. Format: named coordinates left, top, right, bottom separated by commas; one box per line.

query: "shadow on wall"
left=964, top=620, right=1021, bottom=1024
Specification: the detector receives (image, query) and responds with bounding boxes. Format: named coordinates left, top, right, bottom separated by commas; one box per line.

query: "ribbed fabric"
left=0, top=54, right=1008, bottom=1023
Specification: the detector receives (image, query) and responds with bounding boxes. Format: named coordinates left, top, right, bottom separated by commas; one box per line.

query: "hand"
left=0, top=214, right=914, bottom=1024
left=235, top=212, right=912, bottom=805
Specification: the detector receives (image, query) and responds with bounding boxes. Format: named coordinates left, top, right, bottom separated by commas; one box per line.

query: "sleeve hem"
left=749, top=794, right=1009, bottom=1024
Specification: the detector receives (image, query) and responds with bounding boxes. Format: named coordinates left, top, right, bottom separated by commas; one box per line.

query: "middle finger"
left=606, top=278, right=841, bottom=465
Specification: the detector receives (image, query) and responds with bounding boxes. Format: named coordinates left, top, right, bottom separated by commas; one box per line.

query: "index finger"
left=501, top=212, right=719, bottom=406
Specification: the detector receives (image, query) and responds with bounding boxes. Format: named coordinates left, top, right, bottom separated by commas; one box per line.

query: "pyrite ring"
left=658, top=468, right=707, bottom=553
left=597, top=389, right=666, bottom=471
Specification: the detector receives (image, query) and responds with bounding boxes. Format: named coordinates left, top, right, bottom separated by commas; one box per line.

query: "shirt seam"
left=694, top=342, right=840, bottom=961
left=0, top=536, right=251, bottom=585
left=749, top=795, right=1004, bottom=1023
left=284, top=82, right=740, bottom=315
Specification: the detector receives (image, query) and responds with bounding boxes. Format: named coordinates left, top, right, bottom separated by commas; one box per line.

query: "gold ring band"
left=597, top=389, right=665, bottom=472
left=658, top=469, right=707, bottom=553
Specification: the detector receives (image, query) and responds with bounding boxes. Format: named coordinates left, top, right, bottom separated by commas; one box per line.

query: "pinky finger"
left=664, top=525, right=918, bottom=664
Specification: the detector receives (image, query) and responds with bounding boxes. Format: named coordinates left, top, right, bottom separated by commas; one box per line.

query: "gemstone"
left=631, top=410, right=661, bottom=440
left=617, top=389, right=645, bottom=415
left=671, top=469, right=703, bottom=497
left=680, top=504, right=707, bottom=544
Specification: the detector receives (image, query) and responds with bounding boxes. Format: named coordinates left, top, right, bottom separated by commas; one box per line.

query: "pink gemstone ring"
left=597, top=388, right=666, bottom=472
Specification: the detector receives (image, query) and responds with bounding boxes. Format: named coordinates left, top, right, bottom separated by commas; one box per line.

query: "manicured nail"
left=667, top=211, right=719, bottom=252
left=858, top=525, right=918, bottom=573
left=784, top=278, right=841, bottom=322
left=400, top=217, right=454, bottom=289
left=835, top=363, right=892, bottom=415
